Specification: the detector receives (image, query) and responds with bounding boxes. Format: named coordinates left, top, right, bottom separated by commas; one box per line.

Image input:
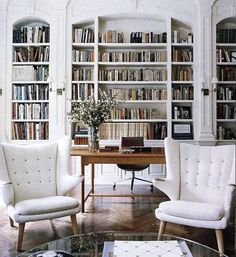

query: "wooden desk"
left=71, top=148, right=165, bottom=212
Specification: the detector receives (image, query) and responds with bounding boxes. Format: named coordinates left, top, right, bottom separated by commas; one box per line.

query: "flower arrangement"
left=67, top=94, right=117, bottom=128
left=67, top=93, right=117, bottom=151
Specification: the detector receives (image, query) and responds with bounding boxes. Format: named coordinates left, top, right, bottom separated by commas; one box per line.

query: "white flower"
left=67, top=95, right=117, bottom=128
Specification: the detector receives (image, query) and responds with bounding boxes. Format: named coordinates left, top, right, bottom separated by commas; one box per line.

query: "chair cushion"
left=15, top=196, right=80, bottom=215
left=159, top=200, right=224, bottom=221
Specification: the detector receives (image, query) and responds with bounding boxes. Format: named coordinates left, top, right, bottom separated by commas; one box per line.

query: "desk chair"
left=113, top=137, right=153, bottom=192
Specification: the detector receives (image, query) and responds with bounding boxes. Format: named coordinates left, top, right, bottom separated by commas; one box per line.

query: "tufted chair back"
left=179, top=143, right=235, bottom=207
left=2, top=142, right=58, bottom=203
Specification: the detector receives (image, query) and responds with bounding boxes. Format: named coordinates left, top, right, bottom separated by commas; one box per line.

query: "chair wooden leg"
left=17, top=223, right=25, bottom=251
left=215, top=229, right=224, bottom=255
left=70, top=215, right=78, bottom=235
left=158, top=221, right=167, bottom=240
left=9, top=217, right=14, bottom=227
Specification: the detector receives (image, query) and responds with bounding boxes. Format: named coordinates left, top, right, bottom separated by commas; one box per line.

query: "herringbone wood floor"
left=0, top=185, right=235, bottom=257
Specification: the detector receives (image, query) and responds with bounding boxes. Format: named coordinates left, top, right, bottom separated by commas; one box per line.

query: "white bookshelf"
left=69, top=15, right=196, bottom=144
left=215, top=17, right=236, bottom=141
left=11, top=19, right=50, bottom=140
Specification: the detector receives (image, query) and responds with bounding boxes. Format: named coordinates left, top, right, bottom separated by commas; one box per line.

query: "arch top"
left=13, top=16, right=50, bottom=28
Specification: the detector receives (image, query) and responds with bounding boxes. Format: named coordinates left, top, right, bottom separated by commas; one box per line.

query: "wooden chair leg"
left=215, top=229, right=224, bottom=255
left=158, top=221, right=167, bottom=240
left=9, top=217, right=14, bottom=227
left=70, top=215, right=78, bottom=235
left=17, top=223, right=25, bottom=251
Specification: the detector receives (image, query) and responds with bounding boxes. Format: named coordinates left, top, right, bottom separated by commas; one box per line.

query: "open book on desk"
left=102, top=240, right=193, bottom=257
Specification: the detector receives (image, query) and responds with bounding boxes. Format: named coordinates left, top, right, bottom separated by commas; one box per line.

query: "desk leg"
left=80, top=158, right=85, bottom=213
left=91, top=164, right=94, bottom=194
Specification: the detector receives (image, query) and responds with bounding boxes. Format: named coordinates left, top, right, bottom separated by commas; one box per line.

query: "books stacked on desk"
left=102, top=240, right=193, bottom=257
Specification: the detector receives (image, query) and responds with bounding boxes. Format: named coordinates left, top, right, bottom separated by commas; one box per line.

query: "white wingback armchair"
left=153, top=137, right=235, bottom=255
left=0, top=135, right=83, bottom=251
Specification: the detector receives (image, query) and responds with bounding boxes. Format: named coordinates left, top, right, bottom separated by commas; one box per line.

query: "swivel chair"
left=113, top=137, right=153, bottom=192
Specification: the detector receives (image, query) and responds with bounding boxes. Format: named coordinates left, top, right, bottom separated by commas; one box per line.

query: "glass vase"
left=88, top=126, right=99, bottom=152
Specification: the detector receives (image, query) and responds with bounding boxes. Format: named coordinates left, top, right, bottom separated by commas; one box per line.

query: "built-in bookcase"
left=72, top=22, right=95, bottom=101
left=70, top=16, right=194, bottom=144
left=171, top=19, right=194, bottom=140
left=215, top=18, right=236, bottom=141
left=12, top=19, right=50, bottom=140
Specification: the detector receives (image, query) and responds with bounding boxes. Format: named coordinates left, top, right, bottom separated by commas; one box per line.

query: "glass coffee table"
left=18, top=231, right=227, bottom=257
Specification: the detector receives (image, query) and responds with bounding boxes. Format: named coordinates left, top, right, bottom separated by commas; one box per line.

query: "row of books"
left=216, top=48, right=232, bottom=62
left=172, top=66, right=193, bottom=81
left=173, top=106, right=192, bottom=119
left=172, top=30, right=193, bottom=43
left=13, top=84, right=49, bottom=101
left=12, top=122, right=49, bottom=140
left=99, top=68, right=167, bottom=81
left=12, top=65, right=49, bottom=81
left=99, top=30, right=124, bottom=43
left=13, top=25, right=50, bottom=43
left=217, top=29, right=236, bottom=43
left=74, top=136, right=88, bottom=145
left=72, top=49, right=94, bottom=62
left=172, top=86, right=194, bottom=100
left=217, top=126, right=236, bottom=140
left=99, top=122, right=167, bottom=140
left=12, top=103, right=49, bottom=120
left=217, top=67, right=236, bottom=81
left=111, top=108, right=166, bottom=120
left=217, top=104, right=236, bottom=119
left=130, top=32, right=167, bottom=43
left=73, top=28, right=94, bottom=43
left=71, top=83, right=94, bottom=100
left=72, top=68, right=94, bottom=81
left=99, top=50, right=167, bottom=62
left=172, top=47, right=193, bottom=62
left=107, top=88, right=167, bottom=100
left=217, top=86, right=236, bottom=101
left=13, top=46, right=50, bottom=62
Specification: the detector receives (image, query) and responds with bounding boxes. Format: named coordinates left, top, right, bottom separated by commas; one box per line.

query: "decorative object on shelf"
left=67, top=93, right=117, bottom=152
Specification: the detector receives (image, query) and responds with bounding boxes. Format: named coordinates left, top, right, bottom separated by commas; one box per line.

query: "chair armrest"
left=58, top=175, right=84, bottom=196
left=152, top=178, right=179, bottom=200
left=224, top=185, right=235, bottom=222
left=0, top=182, right=14, bottom=206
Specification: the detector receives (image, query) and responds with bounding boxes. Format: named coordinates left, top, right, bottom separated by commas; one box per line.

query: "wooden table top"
left=71, top=147, right=165, bottom=157
left=71, top=147, right=166, bottom=165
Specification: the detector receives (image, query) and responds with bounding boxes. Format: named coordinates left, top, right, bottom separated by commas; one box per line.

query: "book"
left=102, top=240, right=193, bottom=257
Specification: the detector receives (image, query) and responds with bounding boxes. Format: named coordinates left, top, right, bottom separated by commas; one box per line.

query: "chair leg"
left=135, top=177, right=153, bottom=184
left=9, top=217, right=14, bottom=227
left=131, top=171, right=135, bottom=191
left=71, top=215, right=78, bottom=235
left=17, top=223, right=25, bottom=251
left=215, top=229, right=224, bottom=255
left=158, top=221, right=167, bottom=240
